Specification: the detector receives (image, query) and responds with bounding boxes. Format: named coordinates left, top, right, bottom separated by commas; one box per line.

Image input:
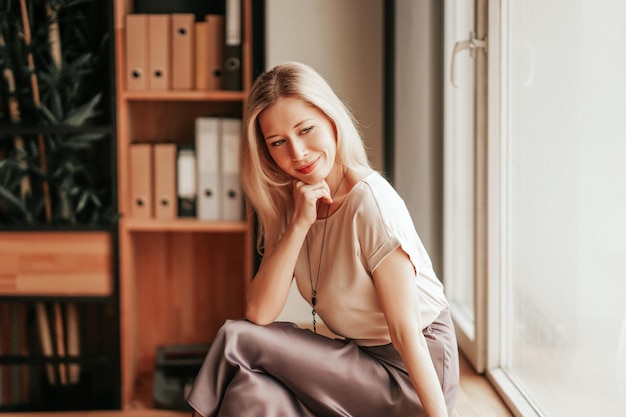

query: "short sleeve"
left=353, top=180, right=418, bottom=275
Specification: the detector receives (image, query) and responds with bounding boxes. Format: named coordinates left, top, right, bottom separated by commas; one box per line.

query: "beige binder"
left=195, top=21, right=210, bottom=90
left=171, top=14, right=195, bottom=90
left=206, top=14, right=225, bottom=90
left=153, top=143, right=177, bottom=219
left=148, top=14, right=171, bottom=90
left=125, top=14, right=149, bottom=90
left=130, top=143, right=153, bottom=218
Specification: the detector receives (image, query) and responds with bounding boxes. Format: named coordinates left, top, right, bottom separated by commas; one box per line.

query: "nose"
left=289, top=138, right=307, bottom=161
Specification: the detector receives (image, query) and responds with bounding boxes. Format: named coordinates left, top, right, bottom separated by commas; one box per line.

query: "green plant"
left=0, top=0, right=115, bottom=226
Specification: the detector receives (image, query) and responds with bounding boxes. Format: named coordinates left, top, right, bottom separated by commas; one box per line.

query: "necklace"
left=305, top=168, right=348, bottom=334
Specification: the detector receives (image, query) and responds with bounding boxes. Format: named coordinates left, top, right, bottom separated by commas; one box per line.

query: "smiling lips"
left=295, top=157, right=320, bottom=175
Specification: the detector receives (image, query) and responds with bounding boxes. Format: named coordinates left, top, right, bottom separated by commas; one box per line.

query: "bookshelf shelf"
left=124, top=218, right=248, bottom=233
left=123, top=90, right=246, bottom=102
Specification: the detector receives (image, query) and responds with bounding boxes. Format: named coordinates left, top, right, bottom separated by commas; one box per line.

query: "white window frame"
left=484, top=1, right=548, bottom=415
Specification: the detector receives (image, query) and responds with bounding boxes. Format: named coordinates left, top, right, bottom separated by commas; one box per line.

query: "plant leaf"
left=0, top=184, right=28, bottom=215
left=61, top=132, right=107, bottom=148
left=63, top=93, right=101, bottom=125
left=40, top=103, right=60, bottom=124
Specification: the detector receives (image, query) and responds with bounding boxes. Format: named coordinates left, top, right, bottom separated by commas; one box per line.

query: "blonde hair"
left=241, top=62, right=371, bottom=254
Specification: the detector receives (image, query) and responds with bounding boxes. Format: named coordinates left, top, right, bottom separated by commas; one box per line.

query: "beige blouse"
left=293, top=171, right=449, bottom=346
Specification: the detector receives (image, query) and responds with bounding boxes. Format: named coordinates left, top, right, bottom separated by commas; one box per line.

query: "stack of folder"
left=129, top=117, right=243, bottom=221
left=125, top=0, right=241, bottom=91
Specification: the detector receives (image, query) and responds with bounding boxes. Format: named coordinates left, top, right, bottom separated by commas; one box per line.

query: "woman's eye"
left=270, top=139, right=286, bottom=147
left=300, top=126, right=313, bottom=135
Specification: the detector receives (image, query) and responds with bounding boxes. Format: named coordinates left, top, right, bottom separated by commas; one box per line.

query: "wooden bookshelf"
left=113, top=0, right=254, bottom=411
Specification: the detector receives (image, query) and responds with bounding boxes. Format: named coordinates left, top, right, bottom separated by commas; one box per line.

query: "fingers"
left=293, top=180, right=332, bottom=205
left=291, top=180, right=332, bottom=227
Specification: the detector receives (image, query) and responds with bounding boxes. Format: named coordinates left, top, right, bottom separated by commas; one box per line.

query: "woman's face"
left=258, top=97, right=337, bottom=184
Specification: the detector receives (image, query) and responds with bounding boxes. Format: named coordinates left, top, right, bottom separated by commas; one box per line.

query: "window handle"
left=450, top=31, right=487, bottom=88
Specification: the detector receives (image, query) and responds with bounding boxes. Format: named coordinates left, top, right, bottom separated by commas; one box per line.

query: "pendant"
left=312, top=291, right=317, bottom=333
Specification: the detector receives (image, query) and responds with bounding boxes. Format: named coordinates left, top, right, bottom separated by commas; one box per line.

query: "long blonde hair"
left=241, top=62, right=371, bottom=254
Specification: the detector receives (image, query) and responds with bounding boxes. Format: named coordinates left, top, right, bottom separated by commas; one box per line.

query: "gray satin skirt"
left=187, top=308, right=459, bottom=417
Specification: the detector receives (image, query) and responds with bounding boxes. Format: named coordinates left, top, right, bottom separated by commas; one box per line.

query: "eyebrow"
left=264, top=118, right=314, bottom=142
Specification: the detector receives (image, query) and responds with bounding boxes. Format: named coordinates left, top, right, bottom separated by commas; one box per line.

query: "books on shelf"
left=195, top=116, right=243, bottom=221
left=124, top=10, right=235, bottom=92
left=128, top=117, right=243, bottom=222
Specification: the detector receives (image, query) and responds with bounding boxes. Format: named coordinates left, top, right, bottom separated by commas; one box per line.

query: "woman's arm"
left=246, top=180, right=332, bottom=325
left=372, top=247, right=449, bottom=417
left=245, top=220, right=309, bottom=325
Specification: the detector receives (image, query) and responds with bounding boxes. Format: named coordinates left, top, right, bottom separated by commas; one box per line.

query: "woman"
left=187, top=62, right=459, bottom=417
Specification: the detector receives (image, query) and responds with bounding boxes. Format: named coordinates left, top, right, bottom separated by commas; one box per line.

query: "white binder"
left=176, top=144, right=197, bottom=217
left=220, top=118, right=243, bottom=221
left=195, top=117, right=221, bottom=220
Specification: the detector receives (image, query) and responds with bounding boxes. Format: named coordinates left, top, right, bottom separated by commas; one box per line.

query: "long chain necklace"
left=305, top=168, right=348, bottom=334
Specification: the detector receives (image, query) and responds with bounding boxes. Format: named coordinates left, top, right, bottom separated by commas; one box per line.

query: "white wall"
left=265, top=0, right=383, bottom=323
left=393, top=0, right=444, bottom=278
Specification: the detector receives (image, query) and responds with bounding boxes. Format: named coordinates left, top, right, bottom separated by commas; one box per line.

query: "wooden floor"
left=4, top=353, right=511, bottom=417
left=452, top=353, right=513, bottom=417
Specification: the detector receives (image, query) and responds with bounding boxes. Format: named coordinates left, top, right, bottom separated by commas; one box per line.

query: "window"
left=446, top=0, right=626, bottom=415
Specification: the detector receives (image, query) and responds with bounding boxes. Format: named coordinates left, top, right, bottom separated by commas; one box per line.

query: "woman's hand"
left=291, top=180, right=332, bottom=228
left=246, top=179, right=331, bottom=326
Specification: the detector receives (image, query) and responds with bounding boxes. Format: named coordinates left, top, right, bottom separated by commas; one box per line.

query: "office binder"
left=206, top=14, right=225, bottom=90
left=148, top=14, right=171, bottom=90
left=125, top=14, right=149, bottom=90
left=153, top=143, right=177, bottom=219
left=195, top=117, right=221, bottom=220
left=130, top=143, right=153, bottom=218
left=194, top=21, right=211, bottom=90
left=171, top=14, right=195, bottom=90
left=177, top=144, right=197, bottom=217
left=223, top=0, right=241, bottom=91
left=153, top=344, right=209, bottom=411
left=220, top=118, right=243, bottom=221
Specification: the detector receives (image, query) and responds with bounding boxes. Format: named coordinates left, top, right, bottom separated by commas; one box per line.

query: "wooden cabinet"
left=113, top=0, right=254, bottom=412
left=0, top=0, right=119, bottom=412
left=0, top=231, right=120, bottom=413
left=0, top=232, right=113, bottom=297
